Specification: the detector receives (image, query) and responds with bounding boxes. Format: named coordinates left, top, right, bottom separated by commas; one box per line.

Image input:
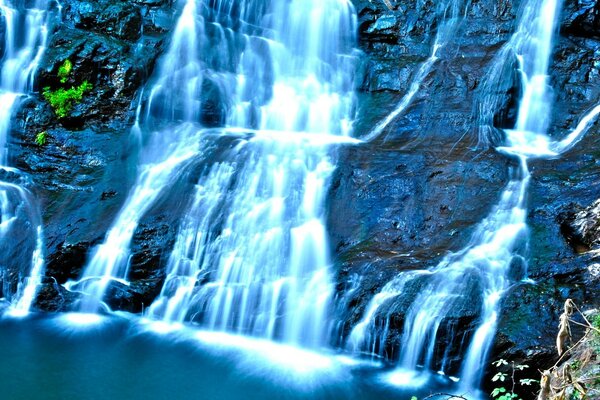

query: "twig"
left=578, top=375, right=600, bottom=382
left=381, top=0, right=394, bottom=10
left=568, top=318, right=600, bottom=335
left=511, top=361, right=517, bottom=395
left=571, top=302, right=594, bottom=328
left=549, top=332, right=589, bottom=370
left=423, top=393, right=468, bottom=400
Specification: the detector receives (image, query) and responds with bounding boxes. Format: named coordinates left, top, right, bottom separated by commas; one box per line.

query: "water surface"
left=0, top=315, right=464, bottom=400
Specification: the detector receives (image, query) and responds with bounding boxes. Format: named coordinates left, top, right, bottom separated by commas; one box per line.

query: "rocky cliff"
left=329, top=0, right=600, bottom=384
left=4, top=0, right=600, bottom=390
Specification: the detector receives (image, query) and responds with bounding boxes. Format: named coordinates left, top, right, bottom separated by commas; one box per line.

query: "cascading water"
left=0, top=0, right=49, bottom=315
left=68, top=0, right=220, bottom=311
left=349, top=0, right=600, bottom=391
left=146, top=0, right=358, bottom=347
left=364, top=0, right=469, bottom=141
left=71, top=0, right=359, bottom=347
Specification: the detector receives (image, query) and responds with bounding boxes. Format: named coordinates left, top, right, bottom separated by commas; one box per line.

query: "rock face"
left=561, top=200, right=600, bottom=253
left=3, top=0, right=600, bottom=390
left=326, top=0, right=600, bottom=380
left=326, top=0, right=524, bottom=373
left=9, top=0, right=176, bottom=309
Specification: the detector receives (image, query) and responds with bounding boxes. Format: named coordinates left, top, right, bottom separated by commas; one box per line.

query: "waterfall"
left=0, top=0, right=49, bottom=315
left=349, top=0, right=600, bottom=390
left=364, top=0, right=470, bottom=141
left=67, top=0, right=217, bottom=312
left=71, top=0, right=359, bottom=347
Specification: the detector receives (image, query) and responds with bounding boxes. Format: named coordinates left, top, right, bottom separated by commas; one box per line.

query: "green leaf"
left=493, top=372, right=508, bottom=382
left=58, top=59, right=72, bottom=84
left=43, top=81, right=93, bottom=118
left=35, top=131, right=47, bottom=146
left=491, top=387, right=506, bottom=397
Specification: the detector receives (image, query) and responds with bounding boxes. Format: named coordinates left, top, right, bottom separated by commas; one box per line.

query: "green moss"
left=35, top=131, right=47, bottom=146
left=58, top=59, right=72, bottom=84
left=570, top=359, right=582, bottom=370
left=591, top=313, right=600, bottom=354
left=43, top=81, right=93, bottom=119
left=592, top=314, right=600, bottom=330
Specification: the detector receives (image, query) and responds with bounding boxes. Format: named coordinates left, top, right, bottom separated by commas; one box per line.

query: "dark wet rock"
left=485, top=114, right=600, bottom=384
left=491, top=281, right=590, bottom=388
left=328, top=131, right=511, bottom=368
left=62, top=0, right=144, bottom=41
left=90, top=133, right=245, bottom=312
left=495, top=98, right=600, bottom=383
left=560, top=199, right=600, bottom=253
left=353, top=0, right=435, bottom=92
left=5, top=0, right=176, bottom=311
left=561, top=0, right=600, bottom=39
left=103, top=280, right=162, bottom=314
left=328, top=140, right=510, bottom=267
left=0, top=168, right=41, bottom=299
left=331, top=0, right=524, bottom=367
left=32, top=277, right=80, bottom=312
left=526, top=121, right=600, bottom=282
left=29, top=0, right=175, bottom=129
left=334, top=0, right=600, bottom=386
left=352, top=0, right=521, bottom=93
left=378, top=270, right=483, bottom=374
left=8, top=120, right=138, bottom=297
left=36, top=29, right=162, bottom=128
left=0, top=13, right=5, bottom=59
left=551, top=37, right=600, bottom=118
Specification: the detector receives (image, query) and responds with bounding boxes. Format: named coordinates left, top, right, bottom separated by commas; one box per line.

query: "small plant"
left=57, top=59, right=72, bottom=84
left=43, top=81, right=93, bottom=118
left=537, top=300, right=600, bottom=399
left=491, top=359, right=536, bottom=400
left=592, top=314, right=600, bottom=331
left=35, top=131, right=47, bottom=146
left=42, top=59, right=93, bottom=119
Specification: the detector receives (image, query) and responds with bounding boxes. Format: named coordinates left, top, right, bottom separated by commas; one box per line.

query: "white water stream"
left=364, top=0, right=469, bottom=141
left=350, top=0, right=600, bottom=390
left=71, top=0, right=359, bottom=347
left=0, top=0, right=50, bottom=315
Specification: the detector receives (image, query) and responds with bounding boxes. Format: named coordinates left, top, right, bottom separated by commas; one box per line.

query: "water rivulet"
left=364, top=0, right=469, bottom=141
left=348, top=0, right=600, bottom=390
left=0, top=0, right=49, bottom=315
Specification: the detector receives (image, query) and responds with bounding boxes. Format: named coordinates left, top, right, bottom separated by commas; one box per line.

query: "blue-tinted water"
left=0, top=315, right=468, bottom=400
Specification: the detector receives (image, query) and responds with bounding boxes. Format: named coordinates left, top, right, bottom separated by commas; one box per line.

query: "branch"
left=381, top=0, right=394, bottom=10
left=423, top=393, right=468, bottom=400
left=568, top=318, right=600, bottom=335
left=550, top=332, right=589, bottom=370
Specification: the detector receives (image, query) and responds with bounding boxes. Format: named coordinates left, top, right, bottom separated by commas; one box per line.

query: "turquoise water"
left=0, top=315, right=464, bottom=400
